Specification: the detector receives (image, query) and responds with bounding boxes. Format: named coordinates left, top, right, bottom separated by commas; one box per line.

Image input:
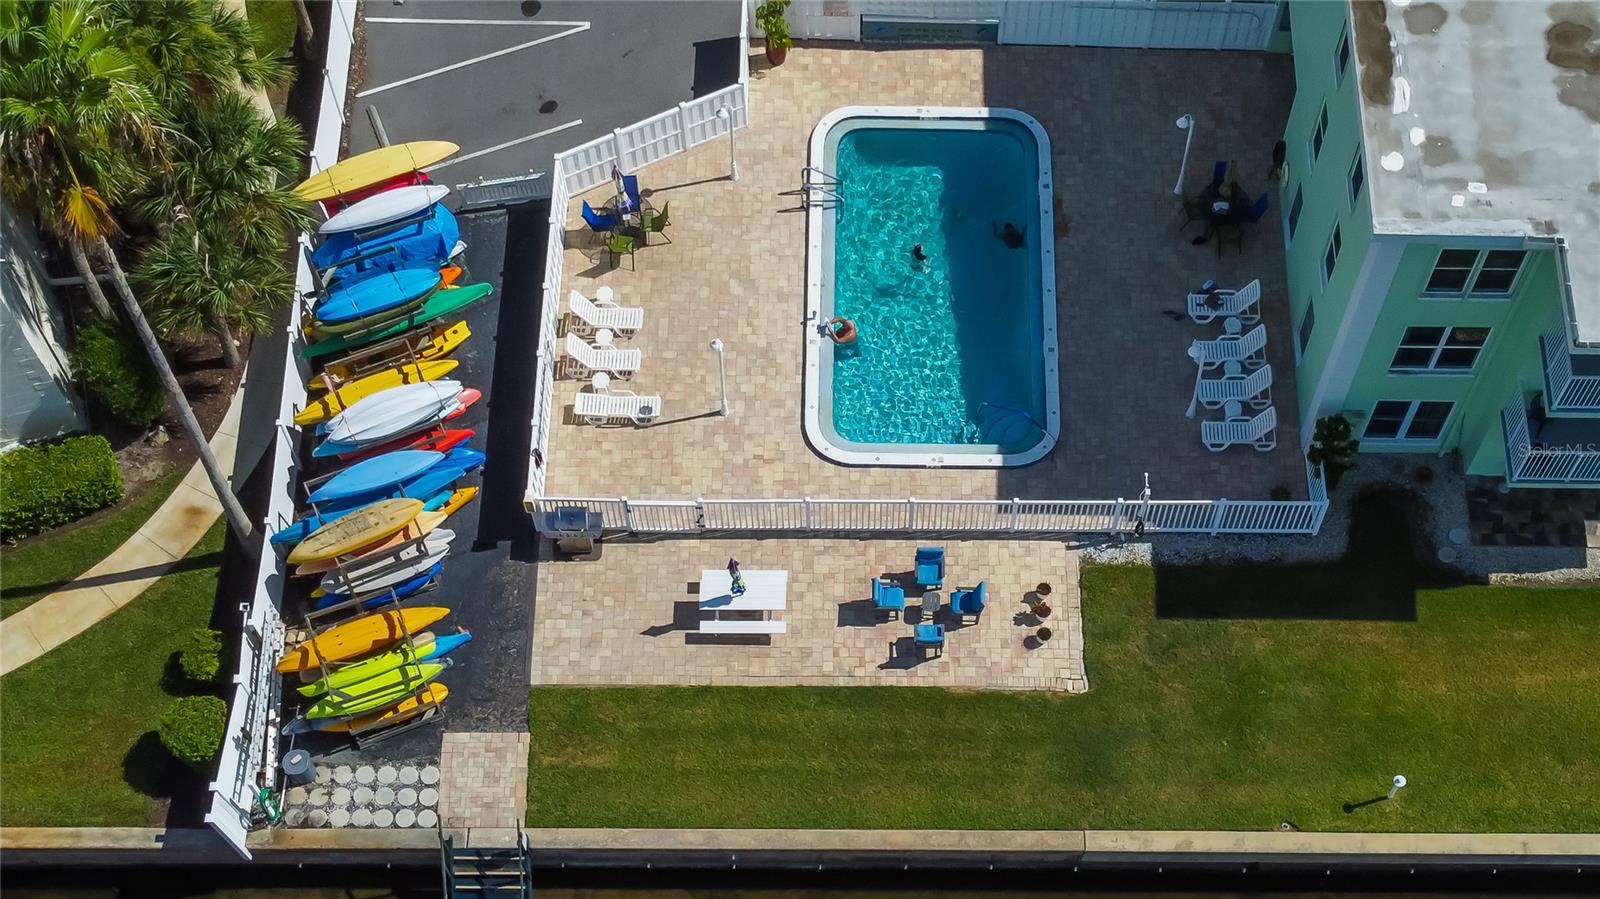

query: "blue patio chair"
left=621, top=174, right=642, bottom=212
left=1240, top=191, right=1271, bottom=223
left=871, top=578, right=906, bottom=621
left=1208, top=160, right=1229, bottom=191
left=950, top=581, right=987, bottom=623
left=914, top=546, right=945, bottom=588
left=581, top=200, right=617, bottom=238
left=914, top=623, right=945, bottom=658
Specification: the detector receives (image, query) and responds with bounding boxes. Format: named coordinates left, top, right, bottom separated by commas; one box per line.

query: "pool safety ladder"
left=974, top=402, right=1044, bottom=445
left=801, top=166, right=843, bottom=207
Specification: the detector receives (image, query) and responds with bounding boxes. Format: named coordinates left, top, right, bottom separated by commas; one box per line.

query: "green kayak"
left=295, top=633, right=435, bottom=698
left=303, top=661, right=447, bottom=719
left=301, top=283, right=493, bottom=359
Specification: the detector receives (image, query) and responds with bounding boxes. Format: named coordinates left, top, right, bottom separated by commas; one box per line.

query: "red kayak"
left=337, top=427, right=476, bottom=464
left=318, top=171, right=432, bottom=216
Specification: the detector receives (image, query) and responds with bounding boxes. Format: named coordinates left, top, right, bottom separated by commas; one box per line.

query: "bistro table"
left=698, top=569, right=788, bottom=635
left=921, top=589, right=943, bottom=623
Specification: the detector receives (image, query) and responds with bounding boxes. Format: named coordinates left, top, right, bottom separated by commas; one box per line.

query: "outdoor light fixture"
left=1173, top=114, right=1196, bottom=195
left=710, top=338, right=729, bottom=417
left=715, top=107, right=739, bottom=182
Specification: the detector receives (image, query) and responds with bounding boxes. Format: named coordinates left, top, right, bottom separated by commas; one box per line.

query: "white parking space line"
left=365, top=18, right=592, bottom=26
left=425, top=120, right=585, bottom=172
left=355, top=22, right=591, bottom=99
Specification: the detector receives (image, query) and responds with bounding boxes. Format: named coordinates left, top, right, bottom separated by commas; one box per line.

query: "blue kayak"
left=316, top=559, right=443, bottom=608
left=270, top=455, right=482, bottom=546
left=418, top=630, right=472, bottom=661
left=312, top=204, right=459, bottom=281
left=313, top=266, right=441, bottom=325
left=307, top=450, right=442, bottom=504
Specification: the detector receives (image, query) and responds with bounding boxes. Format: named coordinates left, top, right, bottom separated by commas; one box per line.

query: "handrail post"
left=1210, top=498, right=1229, bottom=535
left=1010, top=498, right=1022, bottom=531
left=906, top=496, right=917, bottom=530
left=803, top=496, right=813, bottom=530
left=1109, top=499, right=1124, bottom=534
left=677, top=100, right=691, bottom=149
left=694, top=496, right=707, bottom=532
left=621, top=496, right=637, bottom=532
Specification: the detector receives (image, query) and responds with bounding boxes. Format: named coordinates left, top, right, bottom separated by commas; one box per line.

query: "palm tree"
left=0, top=0, right=258, bottom=548
left=135, top=222, right=294, bottom=368
left=109, top=0, right=287, bottom=111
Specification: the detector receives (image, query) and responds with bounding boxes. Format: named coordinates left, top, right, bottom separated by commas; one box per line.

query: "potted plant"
left=757, top=0, right=793, bottom=65
left=1032, top=600, right=1052, bottom=619
left=1307, top=414, right=1360, bottom=490
left=1036, top=626, right=1053, bottom=643
left=1035, top=582, right=1052, bottom=597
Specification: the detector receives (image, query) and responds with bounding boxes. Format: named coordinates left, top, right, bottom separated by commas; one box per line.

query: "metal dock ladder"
left=440, top=827, right=533, bottom=896
left=801, top=166, right=842, bottom=207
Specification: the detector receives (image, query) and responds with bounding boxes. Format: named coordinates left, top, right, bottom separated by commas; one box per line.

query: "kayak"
left=294, top=141, right=459, bottom=201
left=268, top=449, right=480, bottom=547
left=314, top=558, right=443, bottom=609
left=319, top=540, right=453, bottom=596
left=312, top=267, right=442, bottom=327
left=307, top=450, right=443, bottom=504
left=297, top=628, right=470, bottom=697
left=277, top=607, right=450, bottom=674
left=319, top=184, right=450, bottom=234
left=309, top=321, right=469, bottom=391
left=293, top=509, right=448, bottom=576
left=299, top=283, right=492, bottom=359
left=321, top=381, right=462, bottom=446
left=311, top=204, right=459, bottom=279
left=337, top=427, right=474, bottom=464
left=294, top=358, right=459, bottom=426
left=312, top=388, right=481, bottom=457
left=284, top=498, right=423, bottom=565
left=430, top=485, right=479, bottom=518
left=302, top=661, right=449, bottom=719
left=298, top=683, right=449, bottom=734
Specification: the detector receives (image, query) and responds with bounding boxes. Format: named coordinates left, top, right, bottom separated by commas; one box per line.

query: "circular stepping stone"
left=306, top=809, right=329, bottom=828
left=397, top=787, right=418, bottom=807
left=354, top=765, right=377, bottom=785
left=419, top=787, right=439, bottom=807
left=308, top=788, right=330, bottom=807
left=283, top=807, right=306, bottom=827
left=353, top=786, right=375, bottom=806
left=372, top=808, right=395, bottom=828
left=420, top=765, right=440, bottom=785
left=377, top=765, right=398, bottom=785
left=328, top=808, right=351, bottom=828
left=375, top=786, right=396, bottom=806
left=314, top=766, right=333, bottom=784
left=332, top=765, right=354, bottom=785
left=394, top=808, right=416, bottom=828
left=351, top=808, right=373, bottom=828
left=285, top=786, right=309, bottom=806
left=399, top=766, right=420, bottom=785
left=416, top=809, right=438, bottom=829
left=331, top=787, right=352, bottom=807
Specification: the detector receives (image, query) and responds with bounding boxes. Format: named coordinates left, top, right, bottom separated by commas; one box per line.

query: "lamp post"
left=709, top=338, right=728, bottom=417
left=715, top=107, right=739, bottom=182
left=1173, top=114, right=1195, bottom=195
left=1387, top=774, right=1408, bottom=800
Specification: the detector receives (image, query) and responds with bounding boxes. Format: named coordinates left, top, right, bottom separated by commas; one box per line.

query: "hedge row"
left=0, top=435, right=125, bottom=540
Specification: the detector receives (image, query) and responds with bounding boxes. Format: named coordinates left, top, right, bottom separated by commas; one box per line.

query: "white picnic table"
left=698, top=569, right=788, bottom=634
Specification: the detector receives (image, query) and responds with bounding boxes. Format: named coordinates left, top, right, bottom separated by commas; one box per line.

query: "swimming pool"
left=804, top=107, right=1059, bottom=468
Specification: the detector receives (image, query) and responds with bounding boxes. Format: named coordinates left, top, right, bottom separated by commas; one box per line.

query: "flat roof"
left=1351, top=0, right=1600, bottom=343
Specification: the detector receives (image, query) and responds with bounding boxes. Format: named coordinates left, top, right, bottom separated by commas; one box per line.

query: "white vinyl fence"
left=206, top=0, right=357, bottom=860
left=761, top=0, right=1282, bottom=50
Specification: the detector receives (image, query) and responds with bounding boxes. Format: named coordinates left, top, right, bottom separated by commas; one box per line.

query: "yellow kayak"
left=314, top=683, right=449, bottom=733
left=309, top=322, right=471, bottom=393
left=277, top=607, right=450, bottom=674
left=285, top=498, right=423, bottom=566
left=436, top=485, right=479, bottom=519
left=293, top=509, right=448, bottom=576
left=294, top=359, right=460, bottom=426
left=293, top=141, right=460, bottom=201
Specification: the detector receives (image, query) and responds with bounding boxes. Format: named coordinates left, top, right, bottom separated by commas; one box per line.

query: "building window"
left=1471, top=250, right=1527, bottom=295
left=1334, top=30, right=1351, bottom=83
left=1287, top=186, right=1303, bottom=241
left=1322, top=224, right=1341, bottom=285
left=1424, top=248, right=1528, bottom=298
left=1348, top=151, right=1365, bottom=206
left=1389, top=326, right=1490, bottom=372
left=1297, top=298, right=1316, bottom=359
left=1364, top=400, right=1455, bottom=441
left=1309, top=103, right=1328, bottom=166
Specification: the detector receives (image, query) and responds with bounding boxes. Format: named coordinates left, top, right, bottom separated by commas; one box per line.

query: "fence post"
left=1209, top=498, right=1229, bottom=536
left=677, top=101, right=691, bottom=149
left=612, top=128, right=626, bottom=173
left=907, top=497, right=917, bottom=530
left=694, top=496, right=707, bottom=532
left=621, top=496, right=637, bottom=532
left=1109, top=499, right=1125, bottom=534
left=803, top=496, right=813, bottom=530
left=1010, top=498, right=1022, bottom=531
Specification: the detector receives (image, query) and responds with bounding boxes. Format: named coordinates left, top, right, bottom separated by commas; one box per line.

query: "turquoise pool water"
left=827, top=120, right=1047, bottom=452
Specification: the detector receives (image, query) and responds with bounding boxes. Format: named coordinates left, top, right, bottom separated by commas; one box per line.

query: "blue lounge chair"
left=871, top=578, right=906, bottom=620
left=914, top=546, right=945, bottom=588
left=581, top=200, right=617, bottom=238
left=914, top=623, right=945, bottom=658
left=621, top=174, right=642, bottom=212
left=950, top=581, right=987, bottom=623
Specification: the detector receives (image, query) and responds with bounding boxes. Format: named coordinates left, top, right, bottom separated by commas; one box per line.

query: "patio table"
left=698, top=569, right=788, bottom=634
left=921, top=590, right=942, bottom=622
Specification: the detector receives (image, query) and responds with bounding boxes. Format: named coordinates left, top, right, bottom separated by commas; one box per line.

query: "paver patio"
left=532, top=538, right=1086, bottom=691
left=542, top=44, right=1307, bottom=506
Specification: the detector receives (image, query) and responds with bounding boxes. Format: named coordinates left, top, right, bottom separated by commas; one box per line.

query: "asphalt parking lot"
left=349, top=0, right=743, bottom=188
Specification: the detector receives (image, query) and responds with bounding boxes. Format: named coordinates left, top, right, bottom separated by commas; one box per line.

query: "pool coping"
left=803, top=105, right=1061, bottom=469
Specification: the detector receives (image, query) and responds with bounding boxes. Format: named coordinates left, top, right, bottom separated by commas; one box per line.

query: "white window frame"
left=1422, top=248, right=1528, bottom=300
left=1362, top=399, right=1456, bottom=444
left=1321, top=223, right=1341, bottom=288
left=1347, top=150, right=1365, bottom=208
left=1334, top=29, right=1351, bottom=84
left=1388, top=326, right=1490, bottom=374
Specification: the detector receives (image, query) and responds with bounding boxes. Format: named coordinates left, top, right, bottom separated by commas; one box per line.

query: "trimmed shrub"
left=178, top=628, right=224, bottom=683
left=71, top=322, right=167, bottom=428
left=158, top=695, right=227, bottom=768
left=0, top=435, right=125, bottom=540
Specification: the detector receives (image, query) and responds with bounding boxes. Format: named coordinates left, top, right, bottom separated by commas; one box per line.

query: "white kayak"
left=323, top=380, right=463, bottom=447
left=318, top=184, right=450, bottom=234
left=320, top=532, right=454, bottom=595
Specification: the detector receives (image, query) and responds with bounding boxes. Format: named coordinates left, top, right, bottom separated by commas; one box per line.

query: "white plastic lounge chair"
left=563, top=331, right=640, bottom=379
left=1201, top=401, right=1277, bottom=452
left=574, top=388, right=660, bottom=426
left=1196, top=363, right=1273, bottom=411
left=567, top=288, right=643, bottom=337
left=1187, top=279, right=1262, bottom=325
left=1188, top=323, right=1267, bottom=371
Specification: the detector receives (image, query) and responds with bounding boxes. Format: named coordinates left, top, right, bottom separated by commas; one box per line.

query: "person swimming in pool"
left=911, top=244, right=928, bottom=267
left=993, top=221, right=1026, bottom=249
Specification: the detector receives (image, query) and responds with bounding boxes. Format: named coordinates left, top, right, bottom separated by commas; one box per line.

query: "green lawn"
left=528, top=495, right=1600, bottom=833
left=0, top=466, right=187, bottom=620
left=0, top=522, right=225, bottom=827
left=246, top=0, right=298, bottom=59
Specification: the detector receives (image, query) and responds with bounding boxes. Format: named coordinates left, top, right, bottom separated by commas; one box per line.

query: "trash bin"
left=281, top=748, right=315, bottom=787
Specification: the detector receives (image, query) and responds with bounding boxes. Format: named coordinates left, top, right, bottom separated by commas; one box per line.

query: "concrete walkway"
left=0, top=385, right=242, bottom=676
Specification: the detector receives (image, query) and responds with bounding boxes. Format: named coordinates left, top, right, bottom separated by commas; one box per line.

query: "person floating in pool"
left=911, top=244, right=929, bottom=268
left=993, top=221, right=1026, bottom=249
left=825, top=316, right=857, bottom=345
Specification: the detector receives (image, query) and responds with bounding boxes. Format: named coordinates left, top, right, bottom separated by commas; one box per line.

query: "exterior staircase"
left=440, top=828, right=533, bottom=896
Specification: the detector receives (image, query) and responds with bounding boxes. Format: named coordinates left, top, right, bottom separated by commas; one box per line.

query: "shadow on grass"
left=1154, top=490, right=1464, bottom=621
